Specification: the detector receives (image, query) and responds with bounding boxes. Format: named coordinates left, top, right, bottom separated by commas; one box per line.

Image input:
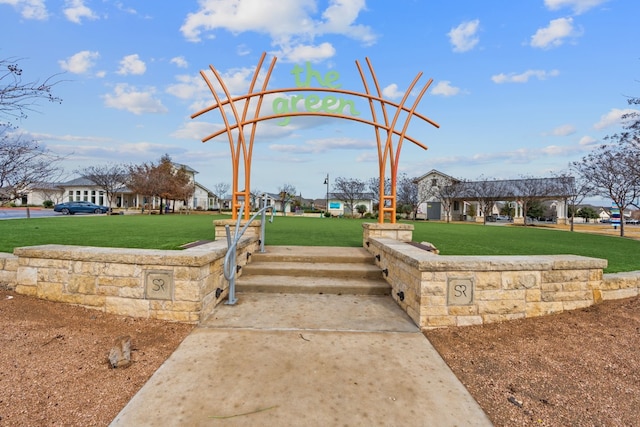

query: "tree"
left=213, top=182, right=230, bottom=211
left=424, top=175, right=467, bottom=223
left=468, top=177, right=505, bottom=225
left=332, top=177, right=366, bottom=217
left=396, top=174, right=419, bottom=219
left=76, top=163, right=129, bottom=212
left=1, top=58, right=62, bottom=126
left=558, top=171, right=594, bottom=231
left=127, top=155, right=193, bottom=215
left=513, top=176, right=556, bottom=226
left=277, top=183, right=296, bottom=216
left=356, top=204, right=367, bottom=217
left=127, top=162, right=155, bottom=213
left=577, top=206, right=598, bottom=223
left=1, top=58, right=64, bottom=210
left=572, top=143, right=640, bottom=237
left=0, top=129, right=65, bottom=206
left=367, top=176, right=391, bottom=213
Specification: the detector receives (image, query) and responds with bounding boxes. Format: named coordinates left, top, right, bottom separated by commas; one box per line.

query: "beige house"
left=16, top=163, right=219, bottom=211
left=414, top=169, right=571, bottom=223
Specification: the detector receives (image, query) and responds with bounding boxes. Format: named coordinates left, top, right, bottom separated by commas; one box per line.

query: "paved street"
left=0, top=208, right=62, bottom=220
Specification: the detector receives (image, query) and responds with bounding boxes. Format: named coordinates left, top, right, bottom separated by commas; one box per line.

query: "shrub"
left=42, top=200, right=54, bottom=208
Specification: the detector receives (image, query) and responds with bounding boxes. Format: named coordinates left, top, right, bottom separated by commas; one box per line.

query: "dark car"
left=53, top=201, right=109, bottom=215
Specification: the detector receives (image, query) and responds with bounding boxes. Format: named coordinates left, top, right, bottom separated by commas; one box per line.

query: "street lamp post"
left=323, top=174, right=329, bottom=217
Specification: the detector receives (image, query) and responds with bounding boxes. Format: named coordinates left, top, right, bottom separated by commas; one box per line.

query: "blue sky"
left=2, top=0, right=639, bottom=200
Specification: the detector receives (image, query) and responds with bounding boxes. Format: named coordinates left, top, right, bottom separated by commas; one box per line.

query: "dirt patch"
left=0, top=290, right=194, bottom=426
left=425, top=296, right=640, bottom=426
left=1, top=288, right=639, bottom=426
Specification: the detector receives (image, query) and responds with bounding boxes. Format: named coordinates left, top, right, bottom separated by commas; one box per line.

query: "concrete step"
left=237, top=245, right=389, bottom=296
left=236, top=275, right=390, bottom=295
left=241, top=261, right=384, bottom=279
left=250, top=245, right=375, bottom=264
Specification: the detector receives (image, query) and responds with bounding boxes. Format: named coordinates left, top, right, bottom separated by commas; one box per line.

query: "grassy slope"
left=0, top=215, right=638, bottom=273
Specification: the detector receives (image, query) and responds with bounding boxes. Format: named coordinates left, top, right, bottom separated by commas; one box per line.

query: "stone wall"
left=365, top=237, right=639, bottom=329
left=3, top=237, right=258, bottom=323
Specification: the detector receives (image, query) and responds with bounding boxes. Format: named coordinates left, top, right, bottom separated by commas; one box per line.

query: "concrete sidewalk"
left=110, top=293, right=492, bottom=426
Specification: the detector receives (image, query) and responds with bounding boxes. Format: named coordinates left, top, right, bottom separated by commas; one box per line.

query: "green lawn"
left=0, top=214, right=638, bottom=273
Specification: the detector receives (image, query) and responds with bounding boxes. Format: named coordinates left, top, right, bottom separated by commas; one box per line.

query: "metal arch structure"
left=191, top=52, right=440, bottom=223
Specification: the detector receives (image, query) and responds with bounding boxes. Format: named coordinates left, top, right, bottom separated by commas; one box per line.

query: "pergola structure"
left=191, top=52, right=439, bottom=223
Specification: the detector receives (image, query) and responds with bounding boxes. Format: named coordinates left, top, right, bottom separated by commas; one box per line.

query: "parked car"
left=626, top=218, right=639, bottom=225
left=53, top=201, right=109, bottom=215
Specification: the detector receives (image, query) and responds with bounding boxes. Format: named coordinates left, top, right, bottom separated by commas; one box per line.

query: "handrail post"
left=224, top=225, right=238, bottom=305
left=260, top=194, right=267, bottom=253
left=222, top=200, right=275, bottom=305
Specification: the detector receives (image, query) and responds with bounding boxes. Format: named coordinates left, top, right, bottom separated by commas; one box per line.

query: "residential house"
left=14, top=163, right=219, bottom=211
left=414, top=169, right=572, bottom=223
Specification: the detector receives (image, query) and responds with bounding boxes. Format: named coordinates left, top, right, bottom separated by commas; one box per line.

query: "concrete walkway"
left=111, top=292, right=492, bottom=426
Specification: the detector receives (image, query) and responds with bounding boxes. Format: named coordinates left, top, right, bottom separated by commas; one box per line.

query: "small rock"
left=108, top=335, right=132, bottom=368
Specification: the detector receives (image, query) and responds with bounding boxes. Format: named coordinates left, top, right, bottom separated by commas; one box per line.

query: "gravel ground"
left=1, top=289, right=638, bottom=426
left=426, top=295, right=640, bottom=426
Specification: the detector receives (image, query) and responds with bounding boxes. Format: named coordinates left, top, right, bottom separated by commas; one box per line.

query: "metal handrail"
left=222, top=196, right=275, bottom=305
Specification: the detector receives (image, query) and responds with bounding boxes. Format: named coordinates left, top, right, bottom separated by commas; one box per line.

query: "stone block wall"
left=5, top=237, right=258, bottom=323
left=365, top=237, right=638, bottom=329
left=0, top=253, right=18, bottom=289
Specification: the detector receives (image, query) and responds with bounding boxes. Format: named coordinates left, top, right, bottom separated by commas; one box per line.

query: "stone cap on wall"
left=371, top=238, right=608, bottom=271
left=12, top=241, right=239, bottom=267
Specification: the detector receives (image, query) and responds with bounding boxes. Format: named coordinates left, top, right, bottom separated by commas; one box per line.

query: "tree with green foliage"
left=577, top=206, right=599, bottom=223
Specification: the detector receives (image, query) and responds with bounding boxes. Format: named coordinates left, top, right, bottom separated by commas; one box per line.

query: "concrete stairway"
left=236, top=245, right=390, bottom=295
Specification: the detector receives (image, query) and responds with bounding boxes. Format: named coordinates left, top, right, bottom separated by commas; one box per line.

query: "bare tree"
left=572, top=143, right=640, bottom=237
left=367, top=176, right=391, bottom=213
left=212, top=182, right=230, bottom=212
left=333, top=177, right=366, bottom=217
left=76, top=163, right=128, bottom=212
left=1, top=58, right=64, bottom=210
left=512, top=176, right=560, bottom=226
left=1, top=58, right=62, bottom=126
left=277, top=183, right=296, bottom=216
left=418, top=174, right=466, bottom=223
left=558, top=170, right=593, bottom=232
left=0, top=129, right=65, bottom=206
left=397, top=174, right=419, bottom=219
left=37, top=183, right=66, bottom=205
left=468, top=177, right=505, bottom=225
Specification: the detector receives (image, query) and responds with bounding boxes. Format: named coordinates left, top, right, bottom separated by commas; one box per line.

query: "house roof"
left=413, top=169, right=459, bottom=183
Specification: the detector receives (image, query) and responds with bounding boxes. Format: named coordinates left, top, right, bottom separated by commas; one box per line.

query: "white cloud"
left=530, top=17, right=579, bottom=49
left=275, top=42, right=336, bottom=63
left=544, top=0, right=610, bottom=14
left=63, top=0, right=98, bottom=24
left=578, top=135, right=597, bottom=146
left=593, top=108, right=639, bottom=130
left=430, top=81, right=461, bottom=97
left=180, top=0, right=375, bottom=62
left=447, top=19, right=480, bottom=53
left=0, top=0, right=48, bottom=20
left=170, top=56, right=188, bottom=68
left=58, top=50, right=100, bottom=74
left=491, top=69, right=560, bottom=84
left=117, top=54, right=146, bottom=75
left=382, top=84, right=404, bottom=100
left=550, top=124, right=576, bottom=136
left=102, top=84, right=168, bottom=115
left=270, top=137, right=374, bottom=154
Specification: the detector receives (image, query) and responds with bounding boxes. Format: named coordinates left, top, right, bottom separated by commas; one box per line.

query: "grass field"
left=0, top=214, right=638, bottom=273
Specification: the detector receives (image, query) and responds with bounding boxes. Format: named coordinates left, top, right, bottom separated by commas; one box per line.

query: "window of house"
left=431, top=178, right=438, bottom=186
left=83, top=190, right=89, bottom=201
left=453, top=201, right=460, bottom=211
left=68, top=191, right=73, bottom=201
left=91, top=190, right=96, bottom=203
